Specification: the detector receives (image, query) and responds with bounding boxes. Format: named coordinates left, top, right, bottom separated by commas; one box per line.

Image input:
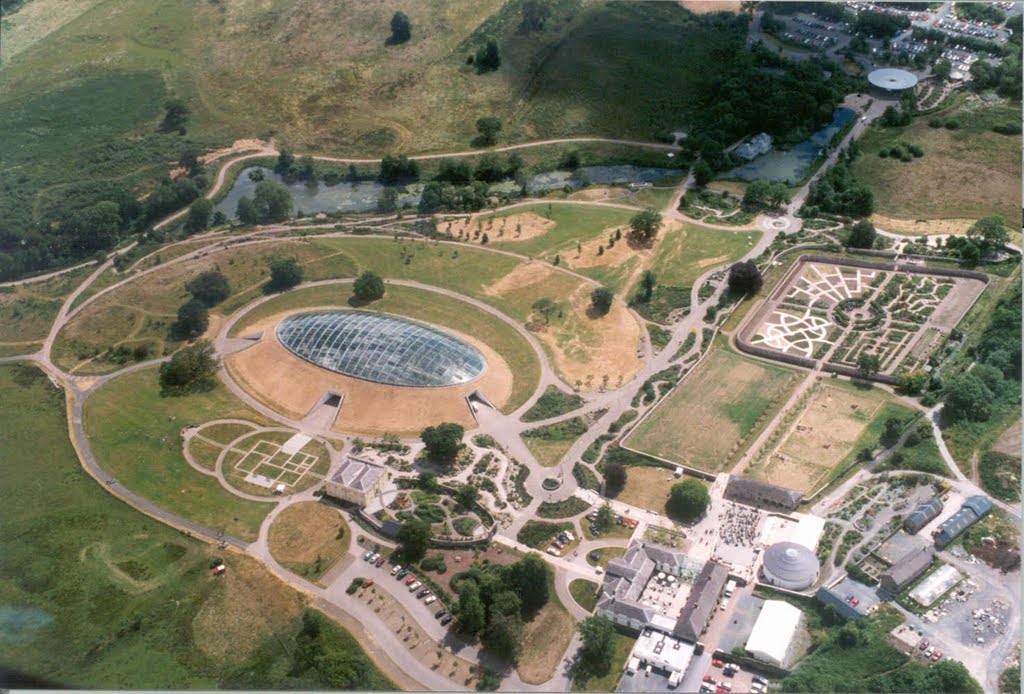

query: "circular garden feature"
left=542, top=477, right=562, bottom=491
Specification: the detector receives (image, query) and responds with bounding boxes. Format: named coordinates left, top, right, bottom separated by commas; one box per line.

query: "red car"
left=405, top=575, right=417, bottom=585
left=712, top=659, right=724, bottom=668
left=918, top=639, right=930, bottom=650
left=849, top=598, right=860, bottom=607
left=364, top=578, right=374, bottom=587
left=931, top=650, right=943, bottom=661
left=703, top=675, right=716, bottom=684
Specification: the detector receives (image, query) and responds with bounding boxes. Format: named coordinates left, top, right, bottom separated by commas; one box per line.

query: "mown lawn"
left=489, top=203, right=636, bottom=259
left=0, top=363, right=391, bottom=689
left=83, top=366, right=276, bottom=540
left=648, top=222, right=760, bottom=289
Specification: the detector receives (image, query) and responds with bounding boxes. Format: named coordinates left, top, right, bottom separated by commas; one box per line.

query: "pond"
left=723, top=108, right=856, bottom=184
left=0, top=606, right=54, bottom=641
left=215, top=164, right=682, bottom=219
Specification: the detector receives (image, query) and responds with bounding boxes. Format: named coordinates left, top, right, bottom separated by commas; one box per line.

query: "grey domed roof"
left=762, top=542, right=818, bottom=583
left=276, top=310, right=485, bottom=387
left=868, top=68, right=918, bottom=90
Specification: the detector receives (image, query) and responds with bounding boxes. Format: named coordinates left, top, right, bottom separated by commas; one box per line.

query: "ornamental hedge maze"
left=742, top=257, right=987, bottom=378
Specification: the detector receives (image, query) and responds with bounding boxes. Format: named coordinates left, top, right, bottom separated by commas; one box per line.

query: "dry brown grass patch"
left=445, top=212, right=555, bottom=243
left=268, top=501, right=350, bottom=572
left=517, top=602, right=577, bottom=684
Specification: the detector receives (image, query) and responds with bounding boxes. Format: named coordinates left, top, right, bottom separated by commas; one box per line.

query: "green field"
left=568, top=579, right=599, bottom=612
left=228, top=282, right=541, bottom=412
left=83, top=367, right=276, bottom=540
left=0, top=363, right=390, bottom=689
left=523, top=417, right=588, bottom=468
left=649, top=223, right=760, bottom=289
left=489, top=203, right=636, bottom=259
left=0, top=264, right=95, bottom=345
left=851, top=98, right=1022, bottom=223
left=625, top=347, right=802, bottom=472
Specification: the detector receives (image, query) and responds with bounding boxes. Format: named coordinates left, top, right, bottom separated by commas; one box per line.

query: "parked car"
left=751, top=683, right=766, bottom=694
left=850, top=598, right=860, bottom=607
left=396, top=570, right=408, bottom=580
left=711, top=659, right=724, bottom=668
left=375, top=555, right=386, bottom=567
left=434, top=608, right=447, bottom=619
left=391, top=565, right=403, bottom=575
left=703, top=675, right=717, bottom=684
left=440, top=615, right=454, bottom=626
left=931, top=650, right=943, bottom=661
left=417, top=587, right=430, bottom=598
left=753, top=676, right=769, bottom=686
left=425, top=595, right=437, bottom=605
left=919, top=639, right=930, bottom=650
left=924, top=647, right=935, bottom=657
left=408, top=581, right=422, bottom=591
left=364, top=579, right=374, bottom=587
left=363, top=551, right=374, bottom=561
left=699, top=686, right=714, bottom=694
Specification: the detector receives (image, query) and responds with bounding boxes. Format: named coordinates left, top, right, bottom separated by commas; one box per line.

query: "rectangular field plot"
left=624, top=348, right=802, bottom=473
left=745, top=259, right=987, bottom=376
left=744, top=383, right=885, bottom=494
left=231, top=438, right=321, bottom=490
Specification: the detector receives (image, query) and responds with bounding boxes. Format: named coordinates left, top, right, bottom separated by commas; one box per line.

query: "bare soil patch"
left=870, top=215, right=975, bottom=237
left=567, top=227, right=649, bottom=270
left=992, top=420, right=1021, bottom=458
left=678, top=0, right=742, bottom=13
left=482, top=262, right=555, bottom=297
left=445, top=212, right=555, bottom=243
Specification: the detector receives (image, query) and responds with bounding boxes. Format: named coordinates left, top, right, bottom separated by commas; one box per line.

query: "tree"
left=881, top=417, right=904, bottom=446
left=604, top=462, right=627, bottom=497
left=420, top=422, right=464, bottom=464
left=847, top=220, right=877, bottom=249
left=352, top=271, right=385, bottom=303
left=897, top=370, right=930, bottom=395
left=838, top=623, right=860, bottom=648
left=397, top=518, right=431, bottom=563
left=158, top=340, right=218, bottom=395
left=380, top=155, right=419, bottom=184
left=727, top=261, right=763, bottom=295
left=628, top=209, right=662, bottom=244
left=519, top=0, right=552, bottom=32
left=638, top=271, right=657, bottom=303
left=184, top=198, right=213, bottom=234
left=457, top=580, right=487, bottom=634
left=275, top=148, right=295, bottom=175
left=237, top=196, right=258, bottom=225
left=253, top=180, right=293, bottom=223
left=596, top=503, right=614, bottom=528
left=476, top=669, right=501, bottom=691
left=314, top=652, right=373, bottom=689
left=968, top=215, right=1009, bottom=248
left=692, top=160, right=713, bottom=187
left=160, top=98, right=190, bottom=133
left=743, top=179, right=771, bottom=208
left=577, top=617, right=616, bottom=678
left=857, top=352, right=881, bottom=376
left=943, top=372, right=994, bottom=423
left=185, top=270, right=230, bottom=307
left=482, top=610, right=523, bottom=660
left=388, top=11, right=411, bottom=45
left=933, top=59, right=952, bottom=81
left=171, top=298, right=209, bottom=340
left=179, top=146, right=204, bottom=177
left=475, top=39, right=501, bottom=73
left=266, top=256, right=303, bottom=293
left=455, top=484, right=478, bottom=510
left=504, top=554, right=550, bottom=614
left=473, top=152, right=504, bottom=182
left=475, top=117, right=502, bottom=147
left=532, top=297, right=557, bottom=324
left=959, top=239, right=981, bottom=265
left=67, top=201, right=122, bottom=254
left=666, top=478, right=710, bottom=522
left=590, top=286, right=614, bottom=316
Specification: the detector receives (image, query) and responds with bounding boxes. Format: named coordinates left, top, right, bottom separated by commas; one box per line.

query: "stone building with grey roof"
left=880, top=544, right=934, bottom=595
left=325, top=456, right=390, bottom=506
left=724, top=476, right=802, bottom=512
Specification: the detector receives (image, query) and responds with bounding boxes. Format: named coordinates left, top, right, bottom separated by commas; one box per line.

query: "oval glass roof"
left=276, top=310, right=486, bottom=387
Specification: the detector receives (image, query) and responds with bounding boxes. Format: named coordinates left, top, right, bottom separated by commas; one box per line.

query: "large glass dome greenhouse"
left=275, top=310, right=486, bottom=387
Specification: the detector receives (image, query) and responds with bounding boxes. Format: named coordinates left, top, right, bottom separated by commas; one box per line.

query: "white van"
left=627, top=657, right=640, bottom=675
left=725, top=579, right=736, bottom=597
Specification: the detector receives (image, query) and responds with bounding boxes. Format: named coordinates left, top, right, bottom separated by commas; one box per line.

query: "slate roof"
left=330, top=456, right=386, bottom=491
left=724, top=476, right=802, bottom=511
left=881, top=545, right=934, bottom=592
left=673, top=560, right=729, bottom=642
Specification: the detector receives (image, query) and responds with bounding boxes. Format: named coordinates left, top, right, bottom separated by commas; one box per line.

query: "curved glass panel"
left=276, top=310, right=486, bottom=387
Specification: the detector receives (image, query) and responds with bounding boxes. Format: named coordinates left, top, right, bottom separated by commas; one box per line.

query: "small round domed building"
left=868, top=67, right=919, bottom=96
left=761, top=541, right=819, bottom=590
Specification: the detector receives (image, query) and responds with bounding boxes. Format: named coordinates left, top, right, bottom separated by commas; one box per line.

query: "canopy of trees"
left=160, top=98, right=190, bottom=134
left=170, top=298, right=209, bottom=340
left=847, top=220, right=877, bottom=249
left=475, top=117, right=502, bottom=146
left=184, top=198, right=212, bottom=234
left=628, top=209, right=663, bottom=243
left=352, top=271, right=385, bottom=303
left=237, top=180, right=293, bottom=225
left=158, top=340, right=218, bottom=395
left=803, top=161, right=874, bottom=218
left=576, top=617, right=617, bottom=680
left=379, top=155, right=419, bottom=184
left=666, top=478, right=710, bottom=521
left=185, top=270, right=230, bottom=307
left=727, top=260, right=763, bottom=295
left=397, top=518, right=431, bottom=563
left=388, top=11, right=411, bottom=45
left=420, top=422, right=464, bottom=464
left=590, top=287, right=614, bottom=315
left=265, top=256, right=303, bottom=293
left=742, top=179, right=790, bottom=209
left=604, top=462, right=627, bottom=497
left=475, top=39, right=501, bottom=73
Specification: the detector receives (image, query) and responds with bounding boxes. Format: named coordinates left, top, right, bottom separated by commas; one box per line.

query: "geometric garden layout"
left=751, top=261, right=975, bottom=376
left=233, top=438, right=318, bottom=489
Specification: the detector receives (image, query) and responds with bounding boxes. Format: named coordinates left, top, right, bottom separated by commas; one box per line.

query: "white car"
left=408, top=581, right=422, bottom=591
left=390, top=564, right=402, bottom=575
left=425, top=595, right=437, bottom=605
